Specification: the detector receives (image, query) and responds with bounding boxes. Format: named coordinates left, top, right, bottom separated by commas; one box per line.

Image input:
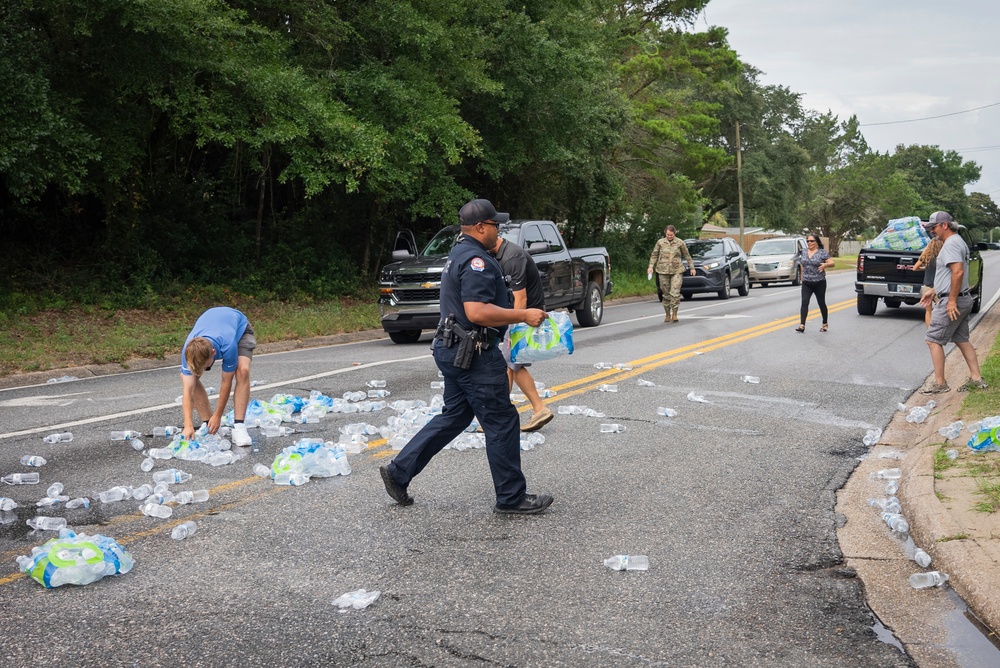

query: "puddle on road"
left=941, top=588, right=1000, bottom=666
left=869, top=605, right=905, bottom=654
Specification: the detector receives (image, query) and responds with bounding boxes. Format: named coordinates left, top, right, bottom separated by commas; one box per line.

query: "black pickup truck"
left=378, top=220, right=612, bottom=343
left=855, top=224, right=985, bottom=316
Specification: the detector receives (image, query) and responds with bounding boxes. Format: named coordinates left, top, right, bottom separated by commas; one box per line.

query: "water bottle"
left=42, top=432, right=73, bottom=444
left=147, top=447, right=173, bottom=460
left=873, top=468, right=902, bottom=480
left=0, top=497, right=18, bottom=511
left=132, top=483, right=153, bottom=501
left=862, top=429, right=882, bottom=447
left=945, top=449, right=958, bottom=460
left=594, top=362, right=613, bottom=370
left=540, top=389, right=558, bottom=398
left=603, top=555, right=649, bottom=571
left=110, top=430, right=141, bottom=442
left=600, top=424, right=626, bottom=433
left=885, top=479, right=899, bottom=495
left=140, top=457, right=155, bottom=472
left=98, top=486, right=131, bottom=503
left=741, top=375, right=760, bottom=384
left=430, top=381, right=445, bottom=390
left=367, top=389, right=391, bottom=398
left=582, top=408, right=606, bottom=418
left=636, top=379, right=656, bottom=387
left=153, top=426, right=180, bottom=438
left=913, top=549, right=932, bottom=568
left=366, top=380, right=387, bottom=388
left=558, top=405, right=580, bottom=415
left=20, top=455, right=47, bottom=467
left=868, top=497, right=902, bottom=514
left=204, top=451, right=239, bottom=467
left=333, top=450, right=352, bottom=476
left=881, top=512, right=909, bottom=533
left=273, top=471, right=310, bottom=486
left=938, top=423, right=962, bottom=440
left=152, top=468, right=192, bottom=485
left=687, top=391, right=709, bottom=403
left=597, top=384, right=618, bottom=393
left=175, top=489, right=209, bottom=504
left=908, top=571, right=949, bottom=589
left=614, top=364, right=633, bottom=371
left=129, top=438, right=145, bottom=452
left=140, top=502, right=173, bottom=519
left=46, top=482, right=64, bottom=497
left=2, top=472, right=40, bottom=485
left=253, top=463, right=271, bottom=478
left=172, top=520, right=198, bottom=540
left=65, top=497, right=90, bottom=509
left=656, top=407, right=677, bottom=417
left=27, top=516, right=68, bottom=531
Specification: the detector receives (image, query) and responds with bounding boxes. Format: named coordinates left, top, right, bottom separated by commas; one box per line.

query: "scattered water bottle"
left=129, top=438, right=145, bottom=452
left=913, top=549, right=932, bottom=569
left=110, top=430, right=141, bottom=442
left=945, top=449, right=958, bottom=460
left=0, top=497, right=18, bottom=511
left=65, top=497, right=90, bottom=509
left=614, top=364, right=633, bottom=371
left=172, top=520, right=198, bottom=540
left=939, top=422, right=963, bottom=440
left=367, top=389, right=391, bottom=398
left=540, top=389, right=558, bottom=398
left=140, top=502, right=173, bottom=519
left=175, top=489, right=209, bottom=504
left=687, top=391, right=710, bottom=404
left=250, top=380, right=266, bottom=387
left=98, top=486, right=131, bottom=503
left=147, top=448, right=174, bottom=460
left=430, top=381, right=445, bottom=390
left=885, top=479, right=899, bottom=495
left=862, top=429, right=882, bottom=447
left=152, top=468, right=192, bottom=485
left=153, top=426, right=180, bottom=438
left=366, top=380, right=387, bottom=388
left=42, top=432, right=73, bottom=444
left=597, top=384, right=618, bottom=393
left=2, top=473, right=40, bottom=485
left=132, top=484, right=153, bottom=501
left=906, top=407, right=929, bottom=424
left=332, top=588, right=382, bottom=610
left=636, top=379, right=656, bottom=387
left=27, top=516, right=67, bottom=531
left=656, top=407, right=678, bottom=418
left=558, top=405, right=580, bottom=414
left=603, top=555, right=649, bottom=571
left=253, top=463, right=271, bottom=478
left=881, top=512, right=909, bottom=533
left=140, top=457, right=155, bottom=472
left=868, top=497, right=902, bottom=515
left=273, top=472, right=310, bottom=486
left=908, top=571, right=949, bottom=589
left=20, top=455, right=47, bottom=467
left=204, top=451, right=240, bottom=467
left=261, top=425, right=295, bottom=437
left=873, top=468, right=902, bottom=480
left=47, top=482, right=64, bottom=497
left=593, top=362, right=614, bottom=370
left=740, top=375, right=760, bottom=384
left=600, top=424, right=626, bottom=433
left=897, top=402, right=907, bottom=412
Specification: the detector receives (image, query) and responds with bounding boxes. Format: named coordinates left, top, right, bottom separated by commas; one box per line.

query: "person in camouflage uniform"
left=647, top=225, right=695, bottom=323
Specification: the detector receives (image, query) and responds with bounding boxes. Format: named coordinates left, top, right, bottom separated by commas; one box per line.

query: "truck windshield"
left=749, top=239, right=797, bottom=256
left=686, top=241, right=724, bottom=259
left=421, top=228, right=463, bottom=256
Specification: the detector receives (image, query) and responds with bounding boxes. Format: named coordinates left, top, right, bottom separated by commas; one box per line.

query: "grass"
left=938, top=533, right=970, bottom=542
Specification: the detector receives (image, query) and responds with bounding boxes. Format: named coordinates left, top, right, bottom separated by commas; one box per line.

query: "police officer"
left=647, top=225, right=695, bottom=323
left=379, top=199, right=554, bottom=514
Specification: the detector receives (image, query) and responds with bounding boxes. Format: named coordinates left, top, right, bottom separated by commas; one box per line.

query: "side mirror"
left=527, top=242, right=549, bottom=255
left=392, top=250, right=414, bottom=261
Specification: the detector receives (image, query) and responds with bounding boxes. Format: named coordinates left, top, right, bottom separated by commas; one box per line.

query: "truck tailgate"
left=860, top=250, right=924, bottom=294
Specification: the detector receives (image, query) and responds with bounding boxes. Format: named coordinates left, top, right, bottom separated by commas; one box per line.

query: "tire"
left=681, top=291, right=693, bottom=301
left=737, top=272, right=749, bottom=296
left=718, top=274, right=731, bottom=300
left=388, top=329, right=422, bottom=344
left=575, top=281, right=604, bottom=327
left=791, top=266, right=802, bottom=286
left=884, top=299, right=901, bottom=308
left=857, top=294, right=878, bottom=316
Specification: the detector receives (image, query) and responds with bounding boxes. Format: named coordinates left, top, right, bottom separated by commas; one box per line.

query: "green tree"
left=891, top=144, right=981, bottom=223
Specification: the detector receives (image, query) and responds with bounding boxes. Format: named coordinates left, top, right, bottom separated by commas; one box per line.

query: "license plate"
left=895, top=284, right=914, bottom=294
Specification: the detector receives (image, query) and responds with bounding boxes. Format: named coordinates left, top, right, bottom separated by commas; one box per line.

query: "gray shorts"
left=237, top=322, right=257, bottom=359
left=925, top=295, right=973, bottom=345
left=500, top=330, right=530, bottom=372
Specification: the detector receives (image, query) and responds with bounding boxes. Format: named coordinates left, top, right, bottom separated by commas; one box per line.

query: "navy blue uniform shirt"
left=440, top=235, right=511, bottom=338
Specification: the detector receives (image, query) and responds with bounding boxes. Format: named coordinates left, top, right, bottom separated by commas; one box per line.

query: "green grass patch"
left=830, top=255, right=857, bottom=272
left=958, top=335, right=1000, bottom=418
left=938, top=533, right=970, bottom=542
left=610, top=270, right=659, bottom=300
left=933, top=447, right=960, bottom=473
left=974, top=478, right=1000, bottom=513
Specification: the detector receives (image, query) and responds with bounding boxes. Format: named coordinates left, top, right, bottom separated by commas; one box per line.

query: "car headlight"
left=703, top=261, right=721, bottom=270
left=779, top=260, right=793, bottom=269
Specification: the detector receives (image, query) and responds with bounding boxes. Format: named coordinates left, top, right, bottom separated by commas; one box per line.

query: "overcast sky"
left=701, top=0, right=1000, bottom=208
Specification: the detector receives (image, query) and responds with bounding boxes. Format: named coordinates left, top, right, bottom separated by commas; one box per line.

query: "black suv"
left=680, top=238, right=750, bottom=300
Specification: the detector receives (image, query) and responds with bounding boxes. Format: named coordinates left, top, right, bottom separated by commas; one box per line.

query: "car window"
left=521, top=224, right=545, bottom=249
left=540, top=224, right=564, bottom=253
left=499, top=226, right=520, bottom=244
left=686, top=240, right=724, bottom=259
left=749, top=239, right=798, bottom=256
left=421, top=228, right=463, bottom=256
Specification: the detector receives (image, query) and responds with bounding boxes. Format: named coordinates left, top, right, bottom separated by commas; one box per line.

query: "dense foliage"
left=1, top=0, right=995, bottom=308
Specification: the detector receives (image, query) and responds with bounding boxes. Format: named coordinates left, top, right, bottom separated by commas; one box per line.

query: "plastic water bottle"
left=600, top=424, right=626, bottom=433
left=868, top=497, right=902, bottom=514
left=908, top=571, right=949, bottom=589
left=636, top=379, right=656, bottom=387
left=65, top=497, right=90, bottom=509
left=140, top=457, right=155, bottom=472
left=2, top=472, right=40, bottom=485
left=939, top=422, right=963, bottom=440
left=204, top=451, right=239, bottom=467
left=273, top=471, right=310, bottom=486
left=614, top=364, right=633, bottom=371
left=253, top=463, right=271, bottom=478
left=42, top=432, right=73, bottom=444
left=172, top=520, right=198, bottom=540
left=873, top=468, right=902, bottom=480
left=20, top=455, right=47, bottom=467
left=558, top=405, right=580, bottom=414
left=945, top=449, right=958, bottom=460
left=132, top=484, right=153, bottom=501
left=175, top=489, right=209, bottom=504
left=261, top=425, right=295, bottom=438
left=366, top=380, right=387, bottom=388
left=881, top=512, right=909, bottom=533
left=687, top=391, right=710, bottom=404
left=597, top=384, right=618, bottom=393
left=430, top=381, right=445, bottom=390
left=110, top=430, right=141, bottom=442
left=367, top=389, right=391, bottom=398
left=27, top=516, right=68, bottom=531
left=862, top=429, right=882, bottom=447
left=129, top=438, right=145, bottom=452
left=98, top=486, right=131, bottom=503
left=140, top=502, right=173, bottom=519
left=885, top=480, right=899, bottom=495
left=47, top=482, right=64, bottom=497
left=603, top=555, right=649, bottom=571
left=147, top=448, right=174, bottom=460
left=0, top=497, right=17, bottom=511
left=152, top=468, right=192, bottom=485
left=656, top=407, right=677, bottom=417
left=594, top=363, right=613, bottom=370
left=153, top=426, right=180, bottom=438
left=913, top=549, right=932, bottom=568
left=741, top=375, right=760, bottom=384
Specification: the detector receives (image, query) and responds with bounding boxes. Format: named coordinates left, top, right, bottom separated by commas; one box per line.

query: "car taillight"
left=857, top=255, right=864, bottom=273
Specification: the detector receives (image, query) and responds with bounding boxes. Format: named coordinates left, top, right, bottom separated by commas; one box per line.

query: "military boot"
left=663, top=303, right=671, bottom=323
left=671, top=307, right=679, bottom=322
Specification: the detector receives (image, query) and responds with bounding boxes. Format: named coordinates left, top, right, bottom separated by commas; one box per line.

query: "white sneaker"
left=231, top=423, right=252, bottom=447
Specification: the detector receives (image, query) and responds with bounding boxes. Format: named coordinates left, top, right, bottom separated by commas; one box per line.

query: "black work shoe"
left=379, top=465, right=413, bottom=506
left=493, top=493, right=553, bottom=515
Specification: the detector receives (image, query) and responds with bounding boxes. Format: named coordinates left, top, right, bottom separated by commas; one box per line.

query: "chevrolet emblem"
left=421, top=282, right=438, bottom=289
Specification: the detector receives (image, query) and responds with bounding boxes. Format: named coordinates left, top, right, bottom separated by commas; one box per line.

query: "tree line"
left=2, top=0, right=997, bottom=305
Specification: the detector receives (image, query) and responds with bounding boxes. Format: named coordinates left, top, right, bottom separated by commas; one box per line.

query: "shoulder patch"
left=470, top=257, right=485, bottom=272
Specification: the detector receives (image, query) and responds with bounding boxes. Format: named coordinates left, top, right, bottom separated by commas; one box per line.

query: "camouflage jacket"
left=648, top=237, right=693, bottom=274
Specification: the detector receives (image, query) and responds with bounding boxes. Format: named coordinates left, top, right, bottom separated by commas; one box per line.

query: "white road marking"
left=0, top=392, right=90, bottom=408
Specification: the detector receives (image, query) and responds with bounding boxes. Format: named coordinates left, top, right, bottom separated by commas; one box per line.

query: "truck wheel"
left=857, top=294, right=878, bottom=316
left=681, top=291, right=693, bottom=300
left=792, top=266, right=802, bottom=286
left=884, top=299, right=901, bottom=308
left=388, top=330, right=422, bottom=344
left=717, top=274, right=731, bottom=300
left=575, top=281, right=603, bottom=327
left=737, top=272, right=749, bottom=296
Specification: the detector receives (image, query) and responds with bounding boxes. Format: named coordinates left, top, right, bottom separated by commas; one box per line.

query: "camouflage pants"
left=658, top=272, right=683, bottom=310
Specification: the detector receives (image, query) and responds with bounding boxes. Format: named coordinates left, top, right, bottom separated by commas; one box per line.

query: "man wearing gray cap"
left=919, top=211, right=988, bottom=394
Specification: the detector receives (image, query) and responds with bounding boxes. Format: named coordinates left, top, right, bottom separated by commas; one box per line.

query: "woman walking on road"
left=795, top=234, right=835, bottom=333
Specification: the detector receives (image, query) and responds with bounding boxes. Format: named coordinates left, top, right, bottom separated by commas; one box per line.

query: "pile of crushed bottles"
left=16, top=527, right=134, bottom=588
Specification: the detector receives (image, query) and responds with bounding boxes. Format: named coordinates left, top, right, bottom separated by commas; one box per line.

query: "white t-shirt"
left=933, top=233, right=969, bottom=295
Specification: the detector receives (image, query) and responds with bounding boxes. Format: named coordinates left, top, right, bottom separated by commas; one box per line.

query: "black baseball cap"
left=459, top=199, right=510, bottom=226
left=927, top=211, right=954, bottom=226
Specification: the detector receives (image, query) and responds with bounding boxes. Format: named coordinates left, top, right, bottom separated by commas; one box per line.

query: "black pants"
left=800, top=280, right=828, bottom=325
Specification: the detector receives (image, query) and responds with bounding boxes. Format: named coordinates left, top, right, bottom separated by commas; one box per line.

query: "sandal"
left=795, top=325, right=805, bottom=333
left=820, top=323, right=828, bottom=333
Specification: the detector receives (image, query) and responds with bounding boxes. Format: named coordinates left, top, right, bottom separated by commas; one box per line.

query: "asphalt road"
left=3, top=258, right=999, bottom=667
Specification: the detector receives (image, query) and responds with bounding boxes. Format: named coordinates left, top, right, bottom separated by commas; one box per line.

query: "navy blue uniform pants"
left=386, top=340, right=527, bottom=508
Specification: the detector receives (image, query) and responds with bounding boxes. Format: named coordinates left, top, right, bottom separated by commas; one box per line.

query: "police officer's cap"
left=459, top=199, right=510, bottom=226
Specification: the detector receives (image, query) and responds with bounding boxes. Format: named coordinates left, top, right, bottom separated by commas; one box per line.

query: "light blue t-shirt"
left=933, top=234, right=969, bottom=295
left=180, top=307, right=249, bottom=376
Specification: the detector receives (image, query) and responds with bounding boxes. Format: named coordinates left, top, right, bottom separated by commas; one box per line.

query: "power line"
left=860, top=101, right=1000, bottom=127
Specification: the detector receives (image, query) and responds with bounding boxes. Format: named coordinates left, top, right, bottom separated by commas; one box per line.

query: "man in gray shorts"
left=919, top=211, right=987, bottom=394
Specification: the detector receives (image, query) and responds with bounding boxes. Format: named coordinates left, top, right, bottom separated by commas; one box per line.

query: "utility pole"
left=735, top=120, right=745, bottom=251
